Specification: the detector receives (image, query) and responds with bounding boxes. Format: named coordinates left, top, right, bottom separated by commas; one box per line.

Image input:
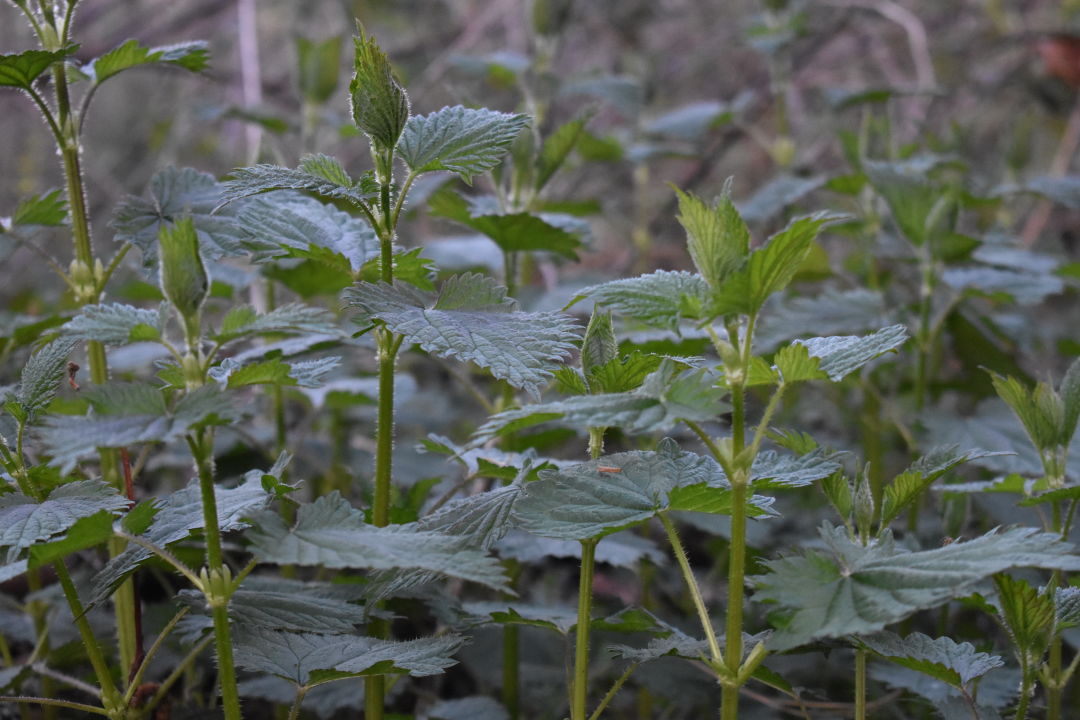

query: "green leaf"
left=753, top=524, right=1080, bottom=651
left=864, top=159, right=948, bottom=247
left=397, top=106, right=527, bottom=182
left=182, top=578, right=365, bottom=634
left=711, top=212, right=845, bottom=317
left=942, top=266, right=1065, bottom=306
left=536, top=113, right=590, bottom=191
left=41, top=384, right=240, bottom=470
left=495, top=529, right=665, bottom=569
left=858, top=631, right=1003, bottom=689
left=17, top=336, right=77, bottom=416
left=989, top=371, right=1067, bottom=453
left=774, top=325, right=909, bottom=383
left=749, top=449, right=843, bottom=490
left=158, top=217, right=209, bottom=325
left=27, top=510, right=114, bottom=569
left=343, top=274, right=580, bottom=397
left=296, top=35, right=342, bottom=105
left=463, top=601, right=580, bottom=634
left=581, top=308, right=617, bottom=375
left=755, top=288, right=889, bottom=352
left=112, top=166, right=247, bottom=271
left=418, top=484, right=523, bottom=551
left=573, top=271, right=711, bottom=331
left=737, top=174, right=826, bottom=224
left=233, top=626, right=462, bottom=686
left=246, top=493, right=510, bottom=592
left=585, top=351, right=664, bottom=394
left=474, top=360, right=728, bottom=441
left=514, top=438, right=771, bottom=541
left=880, top=446, right=1005, bottom=527
left=0, top=480, right=128, bottom=552
left=8, top=189, right=66, bottom=229
left=349, top=27, right=410, bottom=151
left=674, top=180, right=749, bottom=289
left=1055, top=586, right=1080, bottom=629
left=995, top=574, right=1055, bottom=666
left=82, top=39, right=208, bottom=84
left=62, top=303, right=164, bottom=345
left=213, top=303, right=340, bottom=343
left=0, top=46, right=77, bottom=90
left=239, top=194, right=379, bottom=274
left=221, top=157, right=379, bottom=207
left=92, top=465, right=279, bottom=602
left=1062, top=357, right=1080, bottom=445
left=213, top=356, right=339, bottom=389
left=428, top=191, right=581, bottom=259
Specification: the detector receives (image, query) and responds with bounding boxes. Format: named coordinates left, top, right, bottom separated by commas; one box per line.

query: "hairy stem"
left=720, top=478, right=748, bottom=720
left=659, top=512, right=721, bottom=662
left=189, top=432, right=241, bottom=720
left=571, top=539, right=598, bottom=720
left=854, top=648, right=867, bottom=720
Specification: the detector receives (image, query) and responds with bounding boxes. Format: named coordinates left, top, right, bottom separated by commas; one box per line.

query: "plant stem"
left=720, top=478, right=748, bottom=720
left=288, top=686, right=309, bottom=720
left=586, top=662, right=638, bottom=720
left=571, top=539, right=598, bottom=720
left=189, top=432, right=242, bottom=720
left=0, top=697, right=109, bottom=716
left=53, top=562, right=121, bottom=716
left=1015, top=667, right=1032, bottom=720
left=854, top=648, right=867, bottom=720
left=503, top=624, right=520, bottom=720
left=1049, top=635, right=1063, bottom=720
left=659, top=513, right=721, bottom=661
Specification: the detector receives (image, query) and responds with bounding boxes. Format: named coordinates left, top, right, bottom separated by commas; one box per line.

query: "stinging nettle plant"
left=2, top=4, right=1080, bottom=720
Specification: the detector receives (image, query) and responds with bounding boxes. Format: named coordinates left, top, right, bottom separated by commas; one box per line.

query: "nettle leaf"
left=581, top=308, right=618, bottom=375
left=1055, top=586, right=1080, bottom=628
left=398, top=106, right=527, bottom=181
left=738, top=174, right=827, bottom=224
left=343, top=274, right=580, bottom=397
left=81, top=39, right=208, bottom=84
left=773, top=325, right=909, bottom=383
left=233, top=625, right=461, bottom=686
left=0, top=480, right=128, bottom=553
left=858, top=631, right=1003, bottom=689
left=990, top=371, right=1072, bottom=453
left=92, top=464, right=279, bottom=602
left=943, top=266, right=1065, bottom=306
left=536, top=113, right=590, bottom=192
left=864, top=159, right=951, bottom=247
left=61, top=303, right=164, bottom=345
left=585, top=351, right=664, bottom=394
left=711, top=212, right=845, bottom=317
left=880, top=446, right=1006, bottom=527
left=428, top=191, right=581, bottom=259
left=514, top=438, right=771, bottom=542
left=474, top=360, right=727, bottom=441
left=0, top=46, right=77, bottom=90
left=112, top=166, right=246, bottom=271
left=674, top=180, right=749, bottom=289
left=755, top=288, right=890, bottom=352
left=239, top=194, right=379, bottom=274
left=28, top=509, right=115, bottom=569
left=463, top=601, right=579, bottom=634
left=995, top=574, right=1055, bottom=663
left=40, top=384, right=240, bottom=470
left=573, top=270, right=710, bottom=331
left=749, top=449, right=843, bottom=490
left=7, top=189, right=67, bottom=229
left=213, top=303, right=340, bottom=343
left=17, top=336, right=77, bottom=416
left=754, top=524, right=1080, bottom=651
left=417, top=484, right=523, bottom=550
left=495, top=529, right=666, bottom=569
left=350, top=28, right=410, bottom=151
left=246, top=493, right=510, bottom=592
left=181, top=578, right=366, bottom=634
left=221, top=156, right=379, bottom=207
left=211, top=356, right=340, bottom=389
left=609, top=633, right=711, bottom=664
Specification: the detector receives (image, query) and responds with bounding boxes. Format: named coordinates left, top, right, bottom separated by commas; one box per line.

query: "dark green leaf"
left=82, top=39, right=208, bottom=84
left=754, top=524, right=1080, bottom=651
left=27, top=510, right=114, bottom=569
left=17, top=336, right=77, bottom=415
left=233, top=625, right=462, bottom=686
left=536, top=113, right=590, bottom=191
left=858, top=631, right=1003, bottom=689
left=350, top=28, right=410, bottom=151
left=737, top=174, right=826, bottom=224
left=9, top=189, right=66, bottom=228
left=213, top=303, right=340, bottom=343
left=573, top=271, right=710, bottom=331
left=61, top=303, right=164, bottom=345
left=246, top=493, right=510, bottom=592
left=0, top=480, right=127, bottom=551
left=398, top=106, right=527, bottom=181
left=880, top=446, right=1006, bottom=527
left=428, top=191, right=581, bottom=259
left=774, top=325, right=909, bottom=383
left=0, top=46, right=77, bottom=90
left=581, top=308, right=617, bottom=375
left=344, top=274, right=579, bottom=397
left=995, top=574, right=1055, bottom=665
left=221, top=158, right=379, bottom=207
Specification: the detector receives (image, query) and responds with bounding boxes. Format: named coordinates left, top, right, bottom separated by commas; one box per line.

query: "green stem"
left=124, top=608, right=189, bottom=706
left=659, top=513, right=721, bottom=662
left=586, top=662, right=638, bottom=720
left=0, top=697, right=108, bottom=717
left=720, top=479, right=748, bottom=720
left=189, top=432, right=242, bottom=720
left=140, top=634, right=214, bottom=717
left=855, top=648, right=867, bottom=720
left=571, top=539, right=598, bottom=720
left=53, top=562, right=121, bottom=716
left=1015, top=666, right=1032, bottom=720
left=1049, top=635, right=1063, bottom=720
left=288, top=686, right=309, bottom=720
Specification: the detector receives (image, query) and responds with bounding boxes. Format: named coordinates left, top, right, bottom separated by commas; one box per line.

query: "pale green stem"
left=658, top=512, right=721, bottom=662
left=855, top=648, right=867, bottom=720
left=587, top=662, right=638, bottom=720
left=571, top=539, right=598, bottom=720
left=124, top=608, right=190, bottom=706
left=288, top=686, right=309, bottom=720
left=0, top=697, right=108, bottom=716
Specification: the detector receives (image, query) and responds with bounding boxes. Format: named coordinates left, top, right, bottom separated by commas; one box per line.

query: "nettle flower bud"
left=68, top=257, right=100, bottom=304
left=158, top=217, right=209, bottom=344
